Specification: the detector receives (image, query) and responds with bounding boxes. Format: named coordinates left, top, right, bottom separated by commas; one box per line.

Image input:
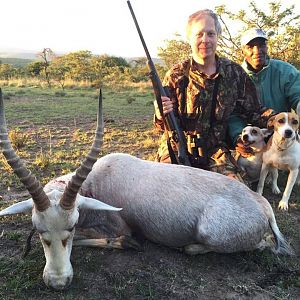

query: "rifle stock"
left=127, top=0, right=191, bottom=166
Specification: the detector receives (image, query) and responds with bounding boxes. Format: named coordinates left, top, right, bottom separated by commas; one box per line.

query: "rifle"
left=127, top=0, right=191, bottom=166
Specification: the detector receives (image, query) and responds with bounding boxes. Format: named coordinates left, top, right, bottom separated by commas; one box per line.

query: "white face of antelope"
left=0, top=189, right=121, bottom=290
left=269, top=112, right=299, bottom=139
left=31, top=190, right=78, bottom=290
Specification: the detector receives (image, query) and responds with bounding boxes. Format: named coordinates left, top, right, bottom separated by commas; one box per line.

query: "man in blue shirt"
left=228, top=28, right=300, bottom=145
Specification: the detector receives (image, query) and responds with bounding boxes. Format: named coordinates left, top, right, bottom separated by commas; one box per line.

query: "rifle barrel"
left=127, top=0, right=191, bottom=167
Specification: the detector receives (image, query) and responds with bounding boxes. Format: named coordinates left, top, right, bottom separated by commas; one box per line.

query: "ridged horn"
left=0, top=89, right=50, bottom=212
left=60, top=89, right=104, bottom=210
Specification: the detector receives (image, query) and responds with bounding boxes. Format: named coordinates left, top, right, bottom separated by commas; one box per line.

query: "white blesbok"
left=0, top=89, right=121, bottom=290
left=0, top=90, right=294, bottom=291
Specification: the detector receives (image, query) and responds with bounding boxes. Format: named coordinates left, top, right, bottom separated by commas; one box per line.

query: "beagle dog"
left=257, top=112, right=300, bottom=210
left=237, top=126, right=271, bottom=183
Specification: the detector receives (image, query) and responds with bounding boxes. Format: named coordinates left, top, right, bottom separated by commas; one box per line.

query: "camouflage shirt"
left=155, top=56, right=273, bottom=156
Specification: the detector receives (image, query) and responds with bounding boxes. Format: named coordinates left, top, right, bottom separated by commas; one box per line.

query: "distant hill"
left=0, top=48, right=38, bottom=60
left=0, top=57, right=34, bottom=67
left=0, top=48, right=164, bottom=67
left=0, top=48, right=37, bottom=67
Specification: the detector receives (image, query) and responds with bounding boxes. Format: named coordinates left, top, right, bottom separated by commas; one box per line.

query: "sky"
left=1, top=0, right=299, bottom=58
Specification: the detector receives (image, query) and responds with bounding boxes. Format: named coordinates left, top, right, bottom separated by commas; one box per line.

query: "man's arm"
left=228, top=71, right=275, bottom=146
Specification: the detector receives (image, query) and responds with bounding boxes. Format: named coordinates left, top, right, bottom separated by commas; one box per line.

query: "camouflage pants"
left=155, top=141, right=247, bottom=184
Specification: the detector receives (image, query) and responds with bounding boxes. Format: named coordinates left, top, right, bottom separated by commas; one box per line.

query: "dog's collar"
left=274, top=136, right=296, bottom=151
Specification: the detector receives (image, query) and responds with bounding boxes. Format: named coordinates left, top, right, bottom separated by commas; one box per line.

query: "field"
left=0, top=86, right=299, bottom=300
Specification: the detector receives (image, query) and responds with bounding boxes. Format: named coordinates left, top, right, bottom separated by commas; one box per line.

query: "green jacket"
left=228, top=57, right=300, bottom=143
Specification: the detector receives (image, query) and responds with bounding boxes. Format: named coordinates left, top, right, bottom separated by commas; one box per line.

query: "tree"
left=0, top=64, right=16, bottom=80
left=91, top=54, right=131, bottom=85
left=62, top=50, right=93, bottom=81
left=157, top=1, right=300, bottom=69
left=158, top=35, right=191, bottom=69
left=216, top=1, right=300, bottom=66
left=49, top=56, right=70, bottom=90
left=26, top=61, right=45, bottom=77
left=37, top=48, right=55, bottom=87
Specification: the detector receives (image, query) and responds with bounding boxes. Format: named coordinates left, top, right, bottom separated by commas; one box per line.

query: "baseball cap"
left=240, top=28, right=268, bottom=46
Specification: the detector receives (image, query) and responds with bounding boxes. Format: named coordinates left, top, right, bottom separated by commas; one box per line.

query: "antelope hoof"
left=119, top=235, right=141, bottom=250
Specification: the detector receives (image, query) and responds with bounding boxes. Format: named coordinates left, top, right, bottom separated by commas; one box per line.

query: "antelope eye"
left=43, top=239, right=51, bottom=247
left=252, top=129, right=257, bottom=134
left=278, top=118, right=285, bottom=124
left=292, top=119, right=298, bottom=125
left=67, top=226, right=75, bottom=232
left=62, top=238, right=68, bottom=247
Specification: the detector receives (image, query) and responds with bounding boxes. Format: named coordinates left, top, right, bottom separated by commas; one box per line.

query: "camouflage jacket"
left=154, top=56, right=274, bottom=156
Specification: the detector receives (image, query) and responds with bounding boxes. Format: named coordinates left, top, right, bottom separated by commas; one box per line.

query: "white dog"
left=257, top=112, right=300, bottom=210
left=237, top=126, right=271, bottom=183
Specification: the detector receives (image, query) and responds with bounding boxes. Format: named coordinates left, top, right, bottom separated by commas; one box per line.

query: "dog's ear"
left=267, top=115, right=276, bottom=131
left=261, top=128, right=273, bottom=138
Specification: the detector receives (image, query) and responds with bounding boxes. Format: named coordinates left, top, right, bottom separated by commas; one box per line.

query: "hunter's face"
left=242, top=38, right=268, bottom=72
left=188, top=15, right=218, bottom=62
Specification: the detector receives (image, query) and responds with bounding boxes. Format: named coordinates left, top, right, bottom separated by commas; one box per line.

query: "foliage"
left=215, top=1, right=300, bottom=66
left=158, top=36, right=191, bottom=69
left=0, top=1, right=299, bottom=88
left=157, top=1, right=300, bottom=69
left=26, top=61, right=45, bottom=77
left=8, top=128, right=29, bottom=150
left=48, top=55, right=71, bottom=89
left=0, top=64, right=16, bottom=80
left=37, top=48, right=55, bottom=88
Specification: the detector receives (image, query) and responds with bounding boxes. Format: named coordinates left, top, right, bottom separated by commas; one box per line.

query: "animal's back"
left=80, top=153, right=272, bottom=250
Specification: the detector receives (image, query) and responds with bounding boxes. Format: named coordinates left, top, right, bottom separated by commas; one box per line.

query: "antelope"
left=0, top=90, right=294, bottom=291
left=0, top=89, right=121, bottom=290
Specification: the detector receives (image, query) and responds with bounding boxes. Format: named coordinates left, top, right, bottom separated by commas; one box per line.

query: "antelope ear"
left=0, top=199, right=33, bottom=216
left=77, top=195, right=122, bottom=211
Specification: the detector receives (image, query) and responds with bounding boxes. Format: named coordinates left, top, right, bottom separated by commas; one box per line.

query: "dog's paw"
left=278, top=200, right=289, bottom=211
left=272, top=185, right=281, bottom=194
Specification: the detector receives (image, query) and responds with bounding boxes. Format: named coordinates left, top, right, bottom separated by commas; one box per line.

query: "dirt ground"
left=0, top=91, right=300, bottom=299
left=0, top=182, right=300, bottom=300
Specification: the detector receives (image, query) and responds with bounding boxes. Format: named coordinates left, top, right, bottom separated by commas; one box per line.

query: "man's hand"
left=155, top=96, right=174, bottom=120
left=235, top=137, right=255, bottom=158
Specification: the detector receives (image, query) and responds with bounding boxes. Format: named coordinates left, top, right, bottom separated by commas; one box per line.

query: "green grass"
left=0, top=85, right=299, bottom=299
left=0, top=85, right=160, bottom=191
left=1, top=86, right=156, bottom=125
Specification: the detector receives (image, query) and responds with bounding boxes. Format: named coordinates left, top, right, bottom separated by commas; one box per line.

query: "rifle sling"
left=210, top=75, right=221, bottom=128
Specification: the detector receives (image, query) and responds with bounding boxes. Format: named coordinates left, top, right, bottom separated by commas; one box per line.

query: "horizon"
left=1, top=0, right=299, bottom=59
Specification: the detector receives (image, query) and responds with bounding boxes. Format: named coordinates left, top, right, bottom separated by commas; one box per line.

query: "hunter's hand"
left=162, top=96, right=173, bottom=115
left=155, top=96, right=174, bottom=120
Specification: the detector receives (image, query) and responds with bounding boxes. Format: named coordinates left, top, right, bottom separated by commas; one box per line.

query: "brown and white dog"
left=237, top=126, right=271, bottom=183
left=257, top=112, right=300, bottom=210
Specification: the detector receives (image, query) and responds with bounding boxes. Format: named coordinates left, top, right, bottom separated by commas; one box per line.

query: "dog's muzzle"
left=284, top=129, right=293, bottom=138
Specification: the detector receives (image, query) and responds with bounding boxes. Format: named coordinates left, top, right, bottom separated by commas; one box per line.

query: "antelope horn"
left=60, top=89, right=104, bottom=210
left=0, top=89, right=50, bottom=212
